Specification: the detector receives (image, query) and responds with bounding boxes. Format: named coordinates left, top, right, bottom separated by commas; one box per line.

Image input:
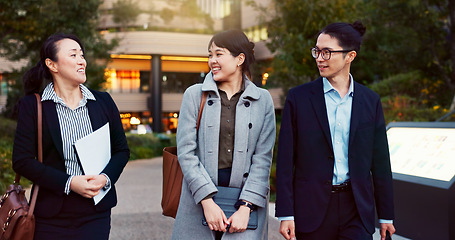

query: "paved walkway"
left=109, top=158, right=409, bottom=240
left=109, top=157, right=282, bottom=240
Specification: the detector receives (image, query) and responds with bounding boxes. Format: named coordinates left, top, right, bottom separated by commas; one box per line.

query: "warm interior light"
left=130, top=117, right=141, bottom=125
left=110, top=54, right=208, bottom=62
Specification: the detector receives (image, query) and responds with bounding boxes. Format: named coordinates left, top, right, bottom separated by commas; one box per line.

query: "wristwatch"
left=235, top=200, right=256, bottom=212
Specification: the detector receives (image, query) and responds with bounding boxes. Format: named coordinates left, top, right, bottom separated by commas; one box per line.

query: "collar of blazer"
left=42, top=90, right=107, bottom=160
left=201, top=71, right=261, bottom=101
left=308, top=77, right=365, bottom=150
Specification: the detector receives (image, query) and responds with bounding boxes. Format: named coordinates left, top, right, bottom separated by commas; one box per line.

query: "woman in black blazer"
left=12, top=33, right=129, bottom=239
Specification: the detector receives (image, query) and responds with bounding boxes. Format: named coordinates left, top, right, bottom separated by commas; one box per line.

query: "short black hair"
left=318, top=21, right=366, bottom=52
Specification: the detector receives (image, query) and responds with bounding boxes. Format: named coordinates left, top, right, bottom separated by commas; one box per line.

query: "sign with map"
left=387, top=126, right=455, bottom=182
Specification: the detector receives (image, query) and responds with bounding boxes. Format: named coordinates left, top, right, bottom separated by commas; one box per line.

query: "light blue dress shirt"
left=323, top=76, right=353, bottom=185
left=278, top=75, right=392, bottom=224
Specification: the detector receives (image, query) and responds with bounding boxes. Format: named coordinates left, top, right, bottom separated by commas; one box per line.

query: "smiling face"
left=46, top=38, right=87, bottom=86
left=208, top=42, right=243, bottom=83
left=315, top=33, right=356, bottom=81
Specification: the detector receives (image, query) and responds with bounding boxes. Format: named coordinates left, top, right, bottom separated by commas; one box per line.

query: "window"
left=105, top=69, right=141, bottom=93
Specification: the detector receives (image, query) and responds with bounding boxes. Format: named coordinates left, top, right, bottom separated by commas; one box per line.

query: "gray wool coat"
left=171, top=73, right=276, bottom=240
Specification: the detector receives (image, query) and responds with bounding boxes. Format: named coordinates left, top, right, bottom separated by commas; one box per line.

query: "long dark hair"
left=318, top=21, right=366, bottom=53
left=208, top=29, right=255, bottom=80
left=22, top=33, right=84, bottom=95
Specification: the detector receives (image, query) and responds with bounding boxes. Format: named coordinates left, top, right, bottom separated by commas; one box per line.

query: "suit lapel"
left=309, top=78, right=333, bottom=150
left=87, top=100, right=103, bottom=131
left=349, top=82, right=362, bottom=148
left=43, top=101, right=64, bottom=159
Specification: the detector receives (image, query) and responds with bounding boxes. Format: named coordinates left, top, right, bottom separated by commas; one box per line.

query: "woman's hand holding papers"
left=70, top=175, right=106, bottom=198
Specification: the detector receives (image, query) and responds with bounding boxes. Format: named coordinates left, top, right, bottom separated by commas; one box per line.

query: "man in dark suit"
left=275, top=21, right=395, bottom=240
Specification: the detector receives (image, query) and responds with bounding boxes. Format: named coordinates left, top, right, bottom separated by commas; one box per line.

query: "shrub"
left=0, top=117, right=17, bottom=193
left=126, top=133, right=176, bottom=160
left=369, top=71, right=451, bottom=123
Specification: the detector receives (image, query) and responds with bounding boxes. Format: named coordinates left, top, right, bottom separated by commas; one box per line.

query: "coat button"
left=207, top=100, right=213, bottom=106
left=328, top=155, right=334, bottom=160
left=325, top=181, right=331, bottom=185
left=243, top=173, right=249, bottom=177
left=244, top=102, right=250, bottom=107
left=248, top=123, right=252, bottom=129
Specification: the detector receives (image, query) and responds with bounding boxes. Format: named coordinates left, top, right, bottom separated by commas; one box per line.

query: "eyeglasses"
left=311, top=47, right=354, bottom=60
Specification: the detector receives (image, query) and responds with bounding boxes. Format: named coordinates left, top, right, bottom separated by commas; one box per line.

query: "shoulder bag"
left=0, top=93, right=42, bottom=240
left=161, top=91, right=208, bottom=218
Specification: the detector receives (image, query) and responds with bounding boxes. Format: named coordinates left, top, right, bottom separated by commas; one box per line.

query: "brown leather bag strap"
left=28, top=93, right=42, bottom=216
left=196, top=91, right=208, bottom=131
left=35, top=93, right=43, bottom=164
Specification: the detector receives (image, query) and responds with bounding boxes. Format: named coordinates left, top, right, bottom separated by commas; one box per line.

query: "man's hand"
left=70, top=175, right=104, bottom=198
left=380, top=223, right=395, bottom=240
left=201, top=198, right=229, bottom=232
left=279, top=220, right=296, bottom=240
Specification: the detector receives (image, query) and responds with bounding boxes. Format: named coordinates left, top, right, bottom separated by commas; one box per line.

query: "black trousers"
left=34, top=192, right=111, bottom=240
left=296, top=190, right=372, bottom=240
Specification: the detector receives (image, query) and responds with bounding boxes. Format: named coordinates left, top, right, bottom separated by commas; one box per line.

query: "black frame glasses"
left=311, top=47, right=354, bottom=60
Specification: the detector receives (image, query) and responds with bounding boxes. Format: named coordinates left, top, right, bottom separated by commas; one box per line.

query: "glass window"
left=161, top=72, right=205, bottom=93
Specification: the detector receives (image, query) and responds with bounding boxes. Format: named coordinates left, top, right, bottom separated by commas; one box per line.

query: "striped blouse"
left=42, top=83, right=97, bottom=194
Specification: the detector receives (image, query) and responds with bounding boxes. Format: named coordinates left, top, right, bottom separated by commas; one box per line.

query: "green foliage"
left=112, top=0, right=141, bottom=27
left=369, top=71, right=451, bottom=107
left=179, top=0, right=214, bottom=32
left=260, top=0, right=366, bottom=95
left=160, top=8, right=175, bottom=24
left=0, top=117, right=17, bottom=193
left=253, top=0, right=454, bottom=119
left=0, top=0, right=117, bottom=118
left=268, top=115, right=281, bottom=202
left=126, top=133, right=176, bottom=160
left=369, top=71, right=451, bottom=123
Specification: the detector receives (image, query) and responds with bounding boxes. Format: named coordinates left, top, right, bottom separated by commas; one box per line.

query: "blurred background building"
left=0, top=0, right=280, bottom=133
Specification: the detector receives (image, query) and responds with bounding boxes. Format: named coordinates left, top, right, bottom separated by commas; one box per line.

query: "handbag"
left=202, top=186, right=258, bottom=230
left=161, top=91, right=208, bottom=218
left=0, top=93, right=42, bottom=240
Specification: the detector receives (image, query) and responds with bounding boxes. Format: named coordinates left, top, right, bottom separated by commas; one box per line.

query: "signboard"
left=386, top=122, right=455, bottom=188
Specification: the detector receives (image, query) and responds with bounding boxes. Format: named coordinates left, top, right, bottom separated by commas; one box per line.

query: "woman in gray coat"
left=171, top=30, right=276, bottom=240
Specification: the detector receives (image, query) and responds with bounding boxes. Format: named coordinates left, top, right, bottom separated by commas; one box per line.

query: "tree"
left=359, top=0, right=453, bottom=107
left=159, top=8, right=174, bottom=25
left=250, top=0, right=366, bottom=95
left=446, top=0, right=455, bottom=111
left=112, top=0, right=141, bottom=30
left=0, top=0, right=117, bottom=118
left=179, top=0, right=214, bottom=32
left=252, top=0, right=454, bottom=120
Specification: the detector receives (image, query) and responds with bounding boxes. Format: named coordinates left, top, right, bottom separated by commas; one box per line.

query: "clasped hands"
left=201, top=198, right=251, bottom=233
left=70, top=174, right=107, bottom=198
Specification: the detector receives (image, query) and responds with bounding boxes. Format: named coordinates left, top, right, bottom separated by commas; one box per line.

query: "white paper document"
left=74, top=123, right=111, bottom=205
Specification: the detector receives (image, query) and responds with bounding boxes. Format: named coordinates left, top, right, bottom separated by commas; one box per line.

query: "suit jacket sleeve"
left=372, top=97, right=394, bottom=220
left=12, top=95, right=69, bottom=194
left=275, top=89, right=296, bottom=217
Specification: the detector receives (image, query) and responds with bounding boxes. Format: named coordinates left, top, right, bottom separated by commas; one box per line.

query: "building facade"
left=0, top=0, right=280, bottom=133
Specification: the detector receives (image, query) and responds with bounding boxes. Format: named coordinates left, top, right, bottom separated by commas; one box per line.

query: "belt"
left=331, top=181, right=351, bottom=193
